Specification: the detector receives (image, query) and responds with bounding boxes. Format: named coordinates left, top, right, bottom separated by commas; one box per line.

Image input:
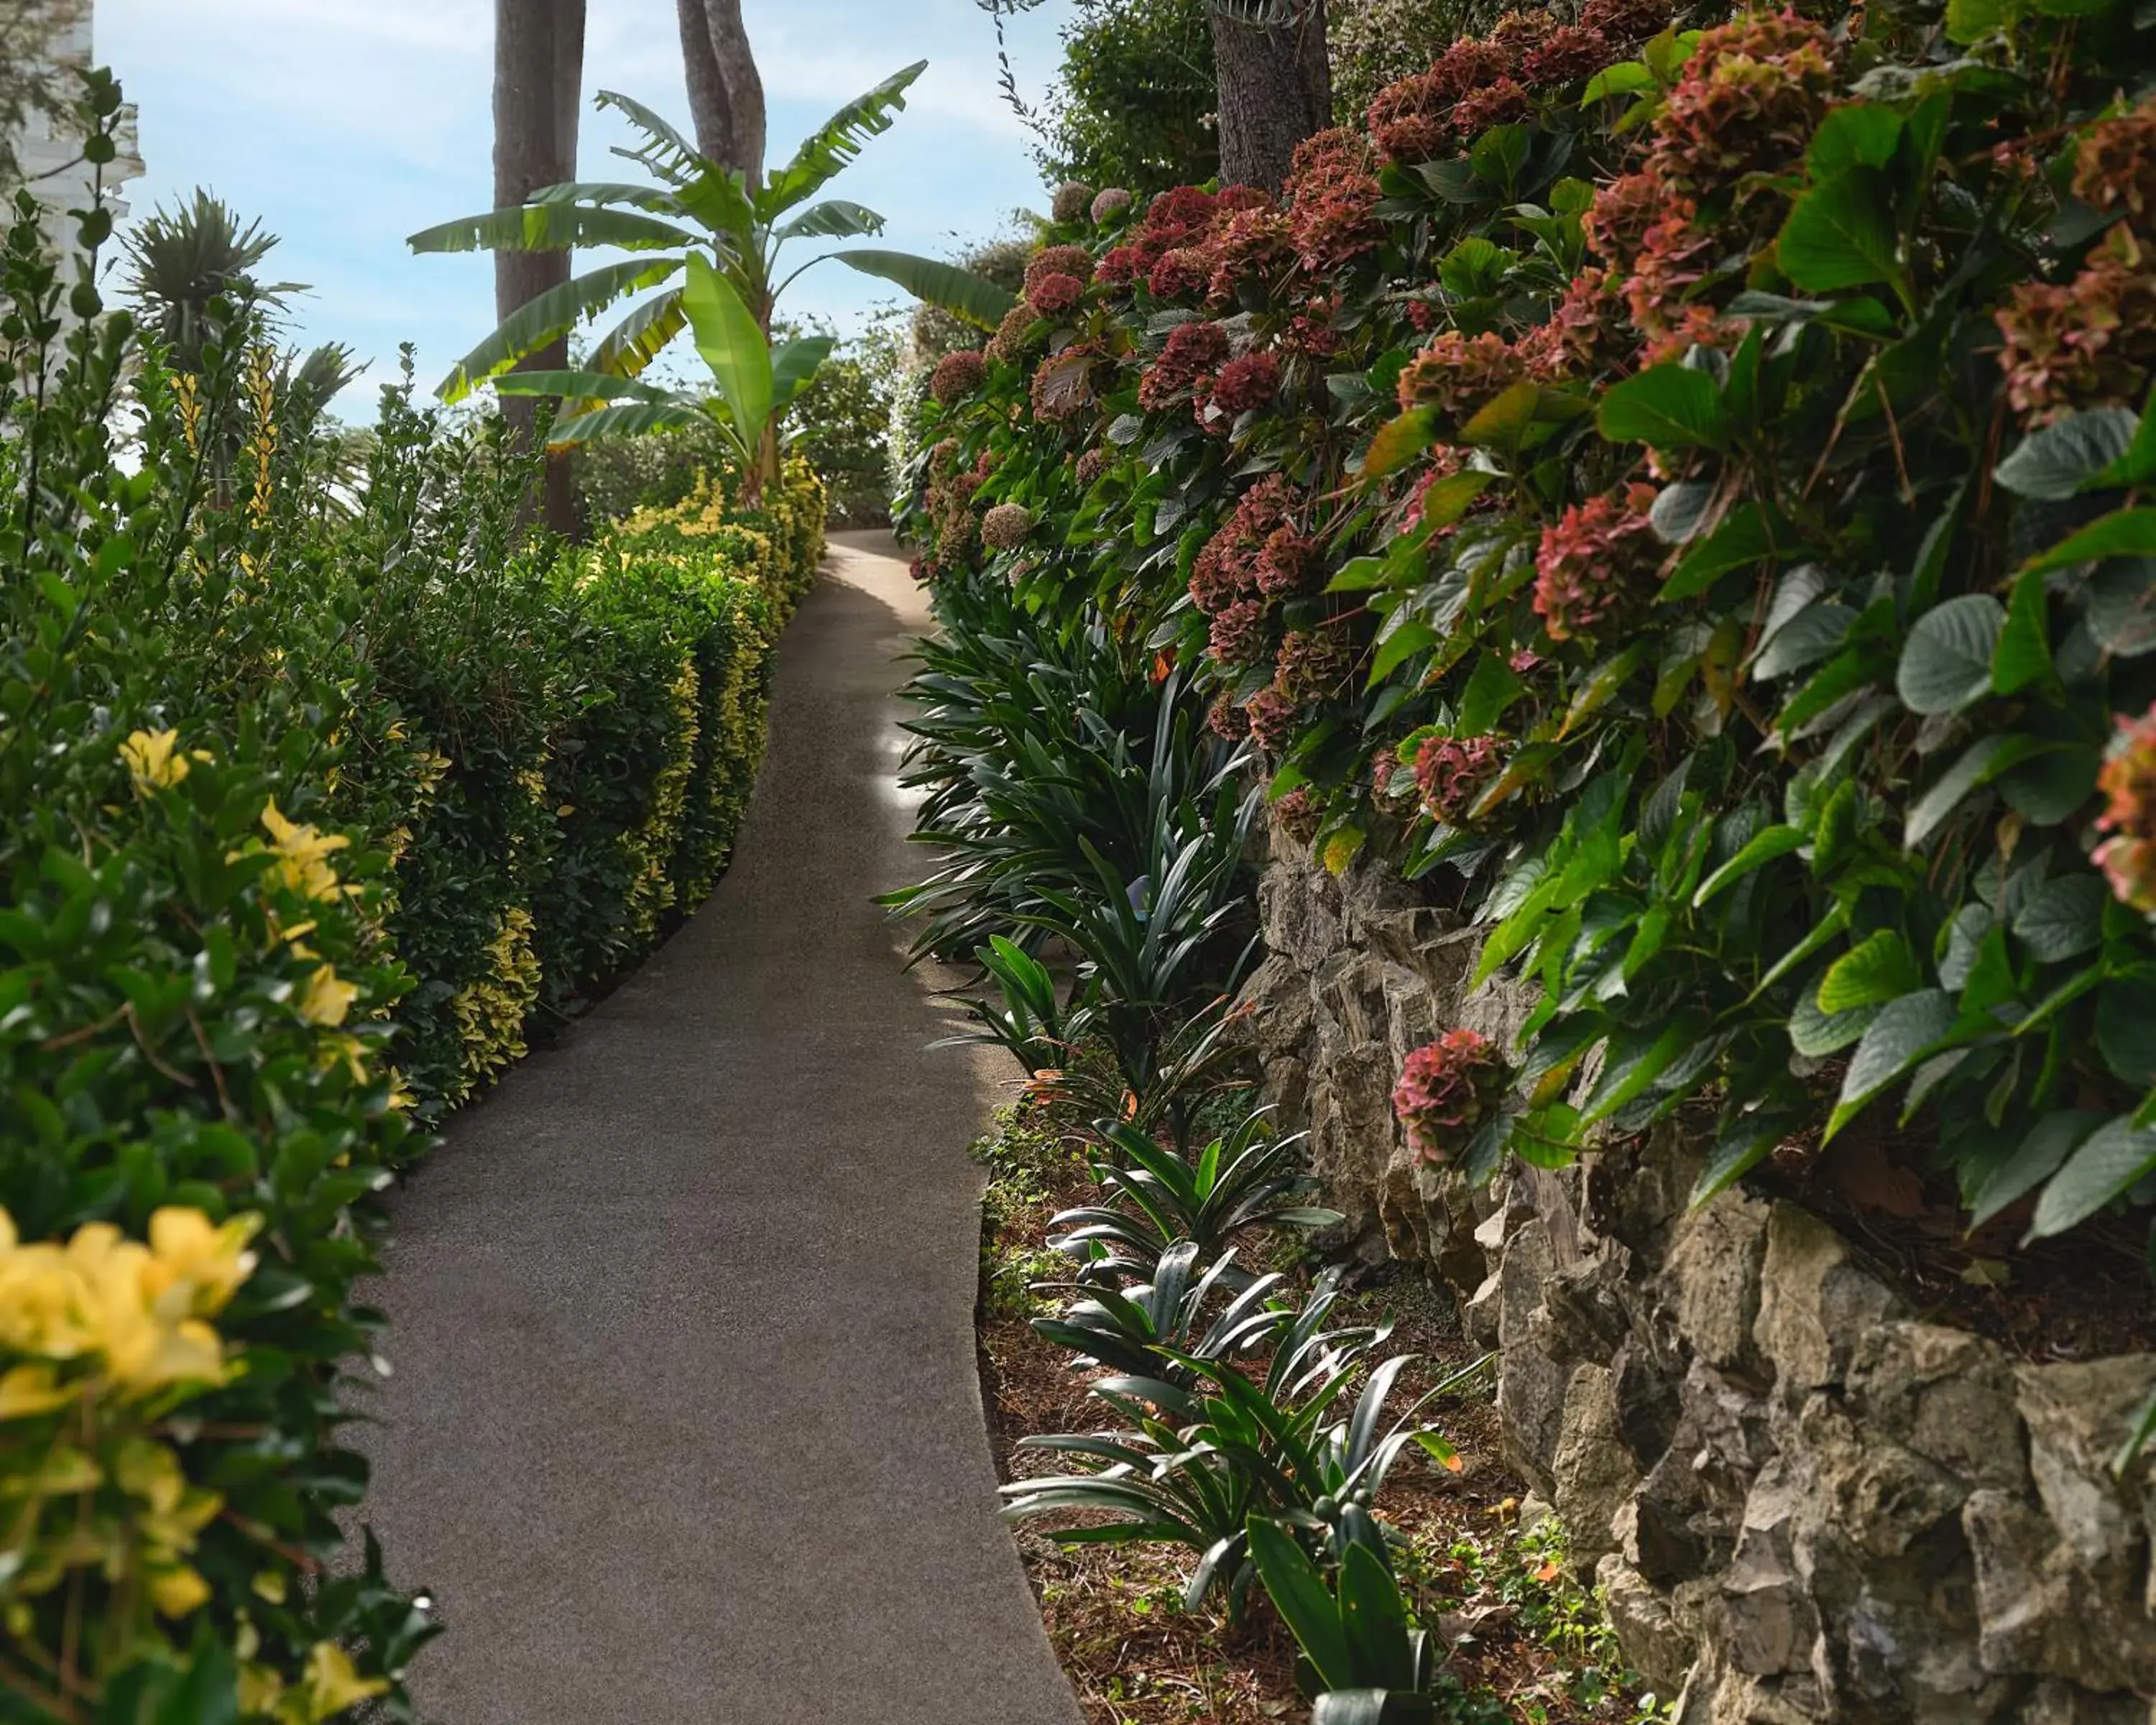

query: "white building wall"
left=9, top=6, right=144, bottom=266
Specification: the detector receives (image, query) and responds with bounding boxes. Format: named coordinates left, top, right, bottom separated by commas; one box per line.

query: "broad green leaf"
left=1993, top=408, right=2139, bottom=501
left=2011, top=873, right=2107, bottom=962
left=1904, top=732, right=2045, bottom=847
left=2022, top=507, right=2156, bottom=575
left=1993, top=567, right=2052, bottom=694
left=683, top=252, right=773, bottom=448
left=1826, top=989, right=1958, bottom=1136
left=2097, top=972, right=2156, bottom=1086
left=491, top=369, right=678, bottom=404
left=1597, top=364, right=1726, bottom=451
left=1693, top=824, right=1805, bottom=907
left=775, top=198, right=888, bottom=241
left=1362, top=405, right=1438, bottom=479
left=1456, top=650, right=1527, bottom=734
left=1339, top=1542, right=1414, bottom=1690
left=407, top=203, right=696, bottom=256
left=762, top=61, right=929, bottom=216
left=1777, top=168, right=1903, bottom=295
left=1370, top=620, right=1439, bottom=682
left=1807, top=104, right=1904, bottom=178
left=546, top=400, right=706, bottom=446
left=1557, top=646, right=1644, bottom=737
left=1970, top=1111, right=2102, bottom=1227
left=1583, top=60, right=1657, bottom=100
left=590, top=288, right=688, bottom=379
left=1649, top=479, right=1715, bottom=544
left=1896, top=594, right=2004, bottom=714
left=771, top=334, right=837, bottom=411
left=1753, top=603, right=1856, bottom=681
left=1690, top=1110, right=1802, bottom=1206
left=2029, top=1117, right=2156, bottom=1238
left=434, top=256, right=686, bottom=400
left=595, top=89, right=710, bottom=188
left=834, top=249, right=1018, bottom=329
left=1816, top=929, right=1922, bottom=1012
left=2086, top=559, right=2156, bottom=658
left=1662, top=502, right=1776, bottom=602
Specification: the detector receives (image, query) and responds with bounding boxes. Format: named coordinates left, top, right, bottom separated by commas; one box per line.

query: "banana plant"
left=408, top=63, right=1017, bottom=497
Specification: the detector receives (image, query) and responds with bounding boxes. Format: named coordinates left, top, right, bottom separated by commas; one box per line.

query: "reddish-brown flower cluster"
left=1025, top=244, right=1095, bottom=296
left=1091, top=186, right=1134, bottom=224
left=1051, top=182, right=1093, bottom=226
left=1243, top=684, right=1300, bottom=752
left=1273, top=786, right=1322, bottom=845
left=1532, top=482, right=1662, bottom=642
left=1396, top=330, right=1527, bottom=422
left=1644, top=11, right=1838, bottom=203
left=1581, top=171, right=1668, bottom=265
left=1997, top=224, right=2156, bottom=423
left=1273, top=627, right=1350, bottom=701
left=1028, top=272, right=1086, bottom=318
left=1207, top=692, right=1253, bottom=740
left=1392, top=1029, right=1509, bottom=1165
left=1207, top=204, right=1295, bottom=308
left=1189, top=475, right=1304, bottom=615
left=923, top=438, right=993, bottom=558
left=1366, top=38, right=1511, bottom=165
left=1255, top=523, right=1317, bottom=596
left=987, top=300, right=1042, bottom=365
left=1075, top=446, right=1110, bottom=486
left=1207, top=597, right=1271, bottom=666
left=1523, top=22, right=1616, bottom=87
left=1148, top=246, right=1215, bottom=302
left=930, top=348, right=985, bottom=406
left=1139, top=320, right=1230, bottom=412
left=1517, top=264, right=1631, bottom=380
left=980, top=502, right=1032, bottom=551
left=2096, top=702, right=2156, bottom=913
left=1207, top=349, right=1281, bottom=418
left=1098, top=184, right=1271, bottom=290
left=1283, top=129, right=1383, bottom=276
left=1411, top=732, right=1506, bottom=827
left=2073, top=97, right=2156, bottom=226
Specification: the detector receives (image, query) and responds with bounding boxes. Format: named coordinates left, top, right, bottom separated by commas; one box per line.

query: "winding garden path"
left=360, top=533, right=1082, bottom=1725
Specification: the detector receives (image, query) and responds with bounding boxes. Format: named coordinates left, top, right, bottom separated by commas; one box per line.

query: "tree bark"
left=1207, top=0, right=1331, bottom=191
left=676, top=0, right=766, bottom=183
left=493, top=0, right=586, bottom=537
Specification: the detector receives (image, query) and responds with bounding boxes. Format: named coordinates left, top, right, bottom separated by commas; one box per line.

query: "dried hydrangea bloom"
left=1581, top=171, right=1667, bottom=265
left=1522, top=22, right=1612, bottom=86
left=1254, top=524, right=1317, bottom=596
left=1285, top=128, right=1383, bottom=272
left=1519, top=265, right=1631, bottom=380
left=1273, top=627, right=1350, bottom=701
left=1207, top=597, right=1271, bottom=666
left=1532, top=483, right=1662, bottom=642
left=929, top=349, right=986, bottom=405
left=2096, top=702, right=2156, bottom=911
left=1210, top=350, right=1281, bottom=416
left=1996, top=224, right=2156, bottom=422
left=1051, top=181, right=1094, bottom=225
left=1207, top=691, right=1253, bottom=740
left=1396, top=330, right=1528, bottom=422
left=1139, top=319, right=1232, bottom=412
left=1025, top=244, right=1095, bottom=295
left=2074, top=100, right=2156, bottom=224
left=1028, top=272, right=1086, bottom=318
left=1393, top=1029, right=1509, bottom=1164
left=1075, top=446, right=1109, bottom=485
left=1148, top=245, right=1215, bottom=302
left=1090, top=186, right=1134, bottom=224
left=1207, top=205, right=1295, bottom=308
left=1645, top=9, right=1838, bottom=199
left=1274, top=786, right=1321, bottom=845
left=1411, top=732, right=1506, bottom=827
left=986, top=300, right=1044, bottom=366
left=1580, top=0, right=1672, bottom=42
left=1244, top=684, right=1299, bottom=753
left=980, top=502, right=1032, bottom=551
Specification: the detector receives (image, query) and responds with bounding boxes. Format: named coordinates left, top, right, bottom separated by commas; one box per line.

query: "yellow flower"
left=296, top=965, right=358, bottom=1028
left=146, top=1207, right=259, bottom=1317
left=0, top=1363, right=72, bottom=1420
left=261, top=799, right=351, bottom=901
left=119, top=729, right=190, bottom=794
left=281, top=1642, right=389, bottom=1724
left=149, top=1564, right=212, bottom=1617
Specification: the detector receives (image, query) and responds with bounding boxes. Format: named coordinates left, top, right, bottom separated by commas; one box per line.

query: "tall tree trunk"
left=676, top=0, right=765, bottom=183
left=1207, top=0, right=1331, bottom=190
left=494, top=0, right=586, bottom=538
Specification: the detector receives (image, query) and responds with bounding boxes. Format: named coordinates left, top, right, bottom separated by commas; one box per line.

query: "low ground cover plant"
left=0, top=87, right=821, bottom=1717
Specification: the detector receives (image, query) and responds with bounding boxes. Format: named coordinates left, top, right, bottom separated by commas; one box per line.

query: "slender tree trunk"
left=1207, top=0, right=1331, bottom=190
left=676, top=0, right=766, bottom=183
left=494, top=0, right=586, bottom=537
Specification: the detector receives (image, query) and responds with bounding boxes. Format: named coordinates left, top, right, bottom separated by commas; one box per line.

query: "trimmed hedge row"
left=0, top=157, right=820, bottom=1724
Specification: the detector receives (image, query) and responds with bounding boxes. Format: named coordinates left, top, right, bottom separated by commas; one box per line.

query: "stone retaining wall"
left=1235, top=832, right=2156, bottom=1724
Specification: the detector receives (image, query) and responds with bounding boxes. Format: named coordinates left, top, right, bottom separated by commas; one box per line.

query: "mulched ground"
left=973, top=1101, right=1669, bottom=1725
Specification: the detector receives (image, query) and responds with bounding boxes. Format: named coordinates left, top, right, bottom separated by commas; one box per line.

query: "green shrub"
left=0, top=83, right=823, bottom=1717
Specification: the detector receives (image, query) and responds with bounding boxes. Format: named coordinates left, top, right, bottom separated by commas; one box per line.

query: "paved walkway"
left=360, top=533, right=1082, bottom=1725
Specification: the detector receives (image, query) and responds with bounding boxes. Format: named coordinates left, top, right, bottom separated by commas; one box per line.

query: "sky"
left=96, top=0, right=1074, bottom=410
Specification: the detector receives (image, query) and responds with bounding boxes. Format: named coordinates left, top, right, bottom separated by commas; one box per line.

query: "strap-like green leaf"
left=771, top=334, right=836, bottom=412
left=776, top=198, right=888, bottom=242
left=407, top=205, right=694, bottom=256
left=831, top=249, right=1021, bottom=331
left=435, top=257, right=685, bottom=401
left=596, top=90, right=712, bottom=188
left=683, top=251, right=773, bottom=448
left=544, top=400, right=705, bottom=448
left=761, top=61, right=928, bottom=216
left=591, top=288, right=688, bottom=380
left=1248, top=1517, right=1351, bottom=1688
left=492, top=369, right=680, bottom=404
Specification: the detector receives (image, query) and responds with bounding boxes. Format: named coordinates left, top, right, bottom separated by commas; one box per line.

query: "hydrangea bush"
left=903, top=0, right=2156, bottom=1256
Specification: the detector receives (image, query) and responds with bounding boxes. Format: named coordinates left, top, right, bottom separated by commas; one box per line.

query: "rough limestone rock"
left=1240, top=827, right=2156, bottom=1721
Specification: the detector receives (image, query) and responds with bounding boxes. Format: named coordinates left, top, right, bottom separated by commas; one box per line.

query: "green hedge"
left=0, top=138, right=821, bottom=1724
